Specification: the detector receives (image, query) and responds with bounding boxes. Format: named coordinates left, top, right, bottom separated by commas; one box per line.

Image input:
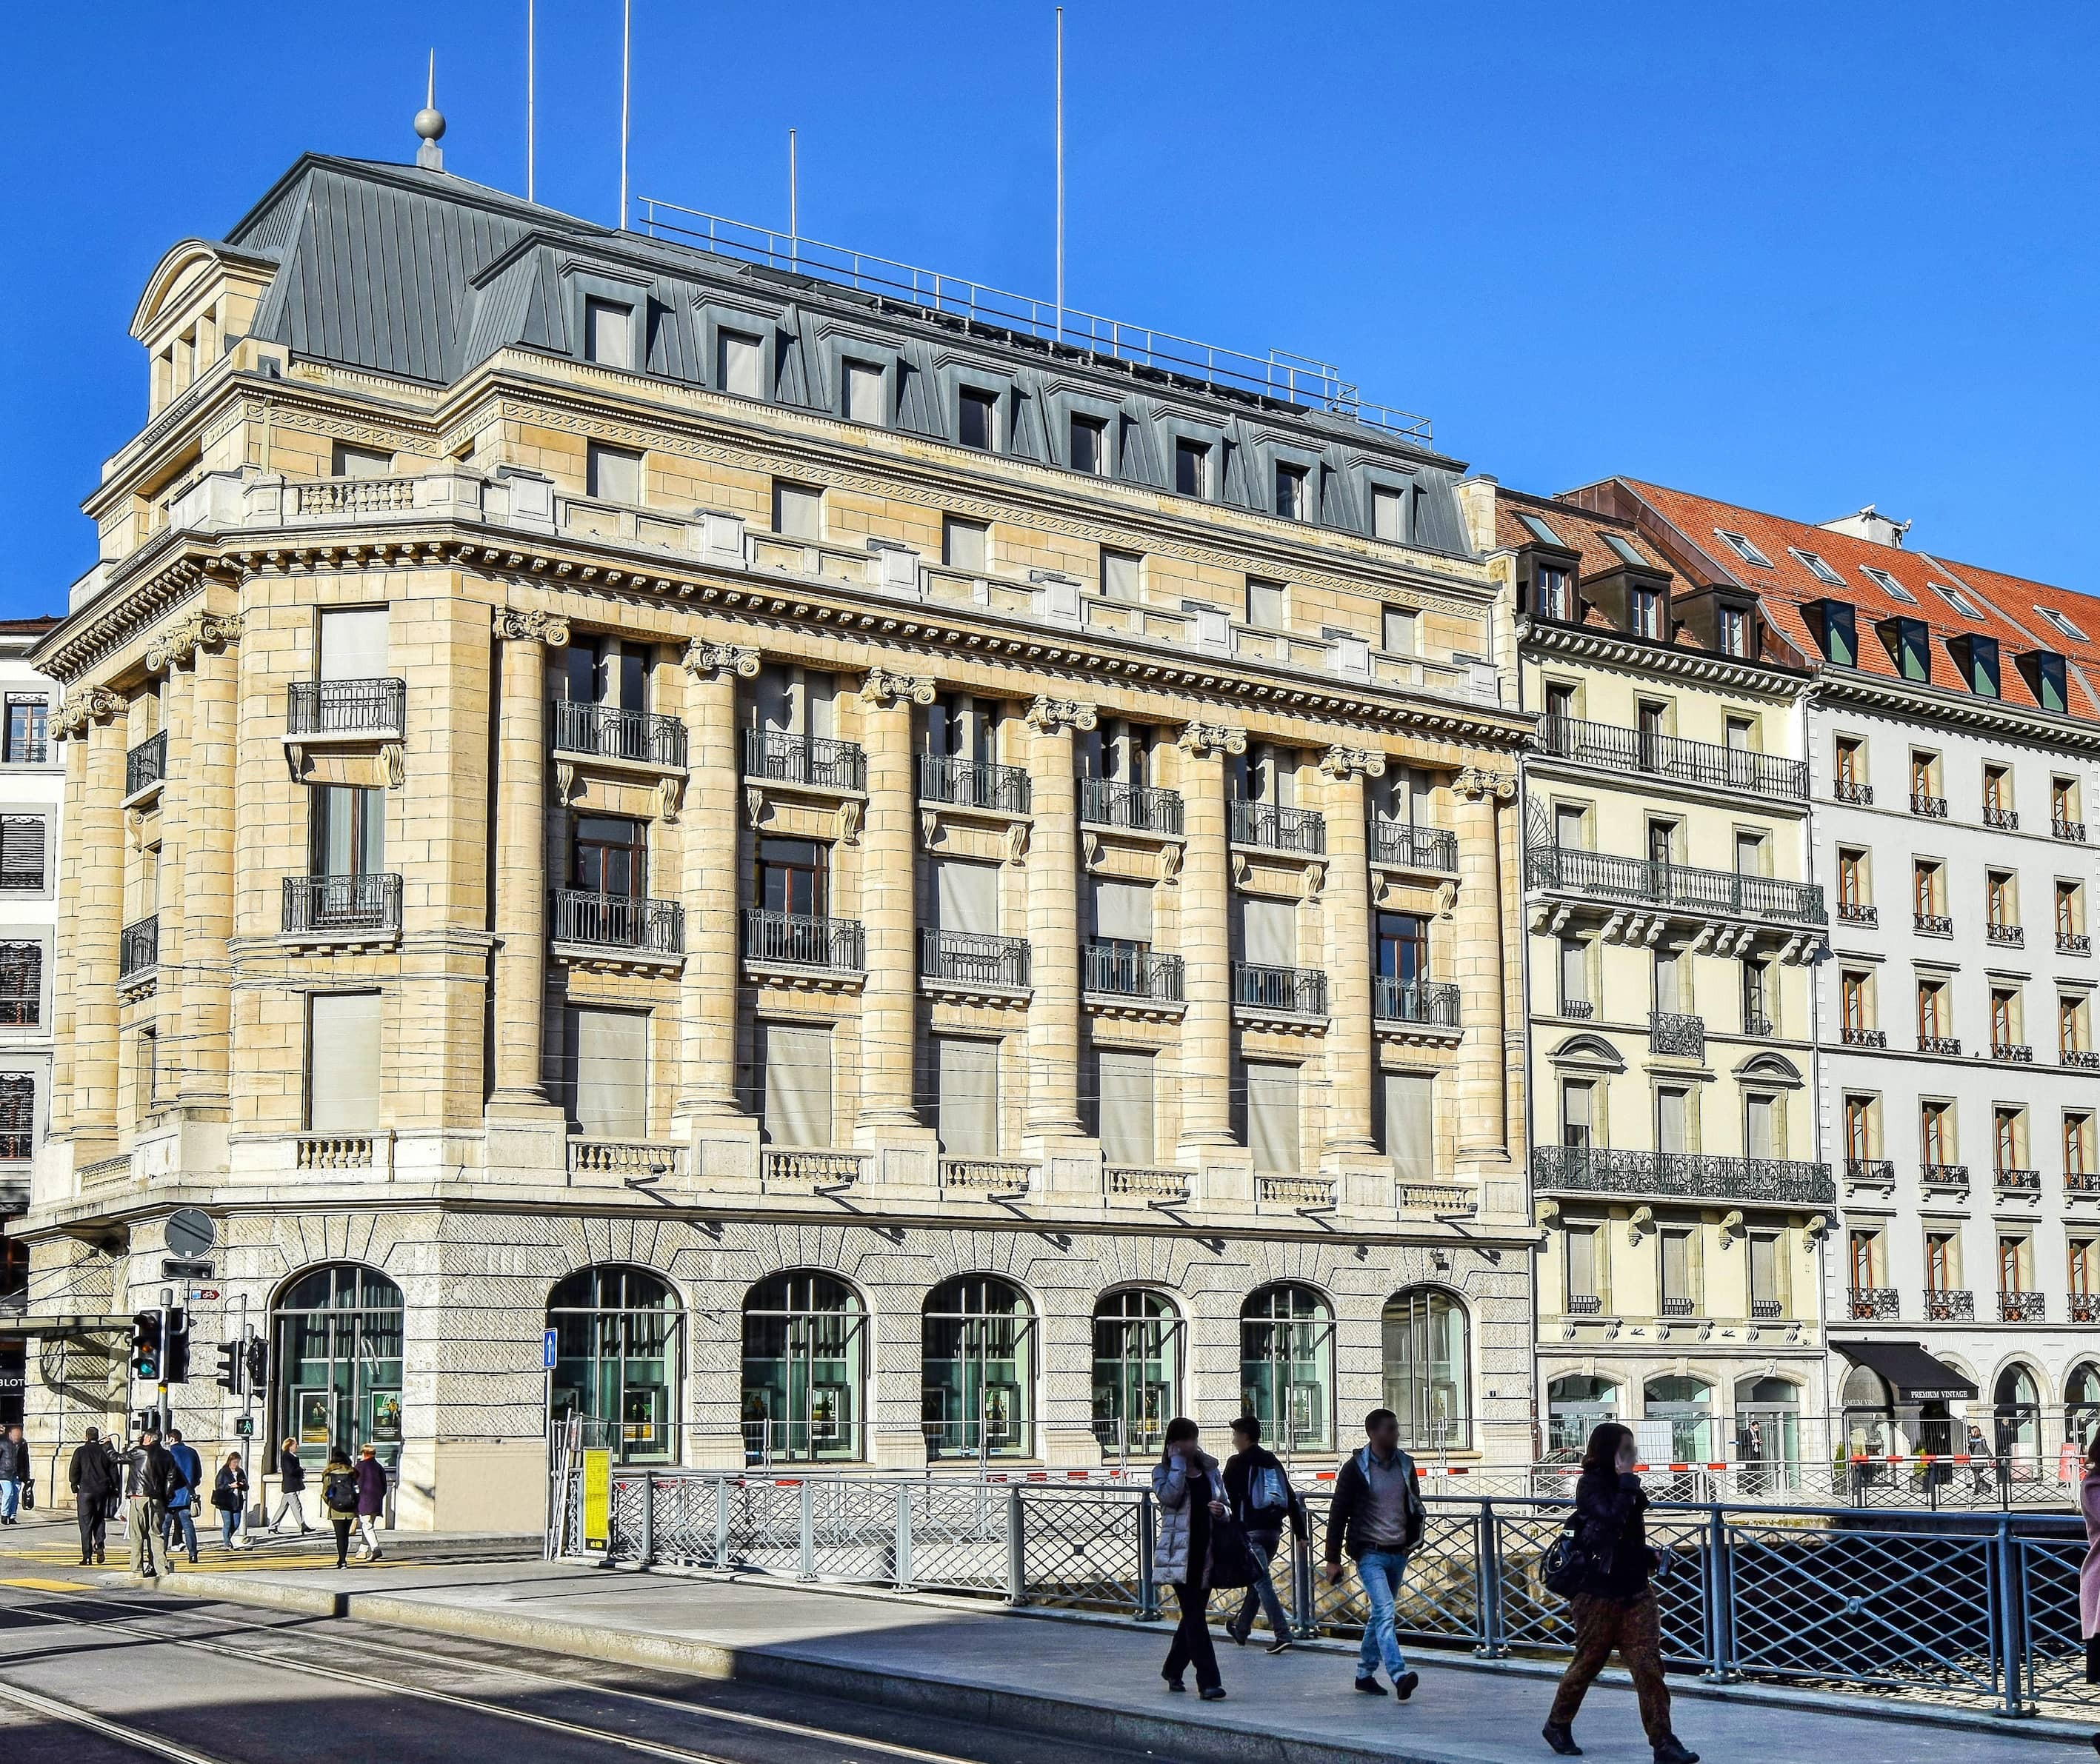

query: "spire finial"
left=415, top=48, right=447, bottom=172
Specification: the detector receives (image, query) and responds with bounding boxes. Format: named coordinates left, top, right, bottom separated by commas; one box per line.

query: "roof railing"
left=633, top=198, right=1433, bottom=444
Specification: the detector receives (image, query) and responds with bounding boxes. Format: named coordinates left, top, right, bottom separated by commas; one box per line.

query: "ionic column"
left=1022, top=695, right=1096, bottom=1141
left=1453, top=765, right=1515, bottom=1166
left=676, top=641, right=759, bottom=1122
left=1175, top=721, right=1244, bottom=1152
left=173, top=619, right=241, bottom=1115
left=67, top=691, right=127, bottom=1148
left=854, top=666, right=935, bottom=1137
left=1319, top=744, right=1384, bottom=1157
left=487, top=609, right=568, bottom=1117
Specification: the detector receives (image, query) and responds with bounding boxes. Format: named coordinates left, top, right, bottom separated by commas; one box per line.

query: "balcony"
left=939, top=1157, right=1036, bottom=1200
left=1986, top=923, right=2024, bottom=948
left=1984, top=805, right=2019, bottom=831
left=1833, top=778, right=1874, bottom=806
left=1257, top=1174, right=1338, bottom=1209
left=742, top=727, right=866, bottom=792
left=1084, top=941, right=1184, bottom=1003
left=2074, top=1293, right=2100, bottom=1324
left=1925, top=1289, right=1975, bottom=1323
left=1524, top=845, right=1826, bottom=927
left=1991, top=1042, right=2033, bottom=1063
left=1660, top=1297, right=1695, bottom=1317
left=1911, top=792, right=1948, bottom=818
left=1372, top=821, right=1459, bottom=872
left=286, top=678, right=406, bottom=738
left=2059, top=932, right=2092, bottom=956
left=1531, top=1145, right=1836, bottom=1206
left=1837, top=902, right=1879, bottom=927
left=1921, top=1163, right=1970, bottom=1190
left=1233, top=961, right=1328, bottom=1017
left=1105, top=1166, right=1190, bottom=1205
left=2055, top=818, right=2087, bottom=843
left=919, top=753, right=1030, bottom=815
left=2000, top=1292, right=2046, bottom=1323
left=2070, top=1170, right=2100, bottom=1197
left=1996, top=1167, right=2041, bottom=1192
left=1567, top=1294, right=1604, bottom=1316
left=1848, top=1288, right=1900, bottom=1320
left=124, top=730, right=167, bottom=798
left=1080, top=777, right=1183, bottom=836
left=1841, top=1026, right=1887, bottom=1048
left=920, top=928, right=1030, bottom=989
left=762, top=1149, right=864, bottom=1191
left=1376, top=977, right=1461, bottom=1028
left=1750, top=1299, right=1782, bottom=1320
left=1650, top=1012, right=1705, bottom=1058
left=2067, top=1048, right=2100, bottom=1072
left=1744, top=1012, right=1774, bottom=1038
left=1538, top=714, right=1810, bottom=801
left=742, top=908, right=864, bottom=971
left=119, top=914, right=158, bottom=980
left=1559, top=998, right=1595, bottom=1020
left=1844, top=1157, right=1895, bottom=1184
left=281, top=873, right=402, bottom=937
left=553, top=888, right=684, bottom=956
left=1913, top=912, right=1952, bottom=935
left=1916, top=1034, right=1961, bottom=1055
left=1230, top=798, right=1326, bottom=856
left=552, top=701, right=687, bottom=769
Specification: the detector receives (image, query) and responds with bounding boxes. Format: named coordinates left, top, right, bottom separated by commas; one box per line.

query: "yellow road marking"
left=1, top=1577, right=96, bottom=1591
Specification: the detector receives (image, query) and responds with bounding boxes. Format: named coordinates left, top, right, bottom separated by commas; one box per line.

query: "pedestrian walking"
left=1323, top=1407, right=1424, bottom=1703
left=268, top=1437, right=314, bottom=1534
left=212, top=1452, right=249, bottom=1549
left=1223, top=1414, right=1305, bottom=1652
left=67, top=1427, right=118, bottom=1565
left=352, top=1443, right=388, bottom=1560
left=1151, top=1416, right=1228, bottom=1700
left=2078, top=1429, right=2100, bottom=1759
left=123, top=1426, right=176, bottom=1580
left=0, top=1422, right=28, bottom=1523
left=320, top=1444, right=359, bottom=1569
left=1542, top=1421, right=1698, bottom=1763
left=163, top=1428, right=202, bottom=1563
left=1969, top=1423, right=1995, bottom=1495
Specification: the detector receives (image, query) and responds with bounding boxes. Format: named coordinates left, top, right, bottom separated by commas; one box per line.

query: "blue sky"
left=2, top=1, right=2096, bottom=618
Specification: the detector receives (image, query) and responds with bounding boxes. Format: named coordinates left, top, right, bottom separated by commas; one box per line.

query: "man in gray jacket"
left=1324, top=1407, right=1426, bottom=1702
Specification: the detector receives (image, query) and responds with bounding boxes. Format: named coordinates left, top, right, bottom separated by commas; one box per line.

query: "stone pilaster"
left=855, top=666, right=936, bottom=1140
left=676, top=640, right=759, bottom=1125
left=1319, top=744, right=1385, bottom=1159
left=64, top=689, right=127, bottom=1152
left=47, top=718, right=87, bottom=1142
left=1175, top=720, right=1245, bottom=1154
left=487, top=608, right=567, bottom=1121
left=164, top=618, right=240, bottom=1118
left=1021, top=694, right=1096, bottom=1143
left=1453, top=765, right=1516, bottom=1174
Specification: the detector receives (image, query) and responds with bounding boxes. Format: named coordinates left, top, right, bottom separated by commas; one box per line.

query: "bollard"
left=1994, top=1517, right=2024, bottom=1717
left=1004, top=1486, right=1027, bottom=1606
left=714, top=1474, right=731, bottom=1571
left=894, top=1483, right=914, bottom=1590
left=639, top=1469, right=655, bottom=1569
left=1137, top=1491, right=1160, bottom=1621
left=799, top=1478, right=816, bottom=1579
left=1701, top=1506, right=1733, bottom=1681
left=1290, top=1529, right=1313, bottom=1636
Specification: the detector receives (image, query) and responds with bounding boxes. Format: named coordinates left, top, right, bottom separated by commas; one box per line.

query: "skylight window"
left=1715, top=529, right=1773, bottom=569
left=1931, top=581, right=1982, bottom=620
left=1859, top=564, right=1917, bottom=605
left=1789, top=547, right=1845, bottom=587
left=1601, top=533, right=1649, bottom=567
left=1518, top=512, right=1565, bottom=547
left=2037, top=604, right=2089, bottom=643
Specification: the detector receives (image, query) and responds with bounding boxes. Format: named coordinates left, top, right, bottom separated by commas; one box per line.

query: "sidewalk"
left=44, top=1554, right=2088, bottom=1764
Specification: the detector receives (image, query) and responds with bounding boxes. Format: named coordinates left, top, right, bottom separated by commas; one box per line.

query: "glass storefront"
left=1090, top=1289, right=1182, bottom=1458
left=1642, top=1375, right=1714, bottom=1464
left=741, top=1271, right=865, bottom=1463
left=1546, top=1374, right=1619, bottom=1456
left=271, top=1263, right=404, bottom=1472
left=548, top=1265, right=680, bottom=1464
left=1381, top=1286, right=1470, bottom=1454
left=921, top=1275, right=1035, bottom=1460
left=1239, top=1283, right=1333, bottom=1454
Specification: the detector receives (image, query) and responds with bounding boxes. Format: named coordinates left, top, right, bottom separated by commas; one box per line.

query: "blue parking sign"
left=543, top=1327, right=559, bottom=1371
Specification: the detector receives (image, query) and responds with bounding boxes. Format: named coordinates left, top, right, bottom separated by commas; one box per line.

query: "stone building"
left=19, top=145, right=1536, bottom=1528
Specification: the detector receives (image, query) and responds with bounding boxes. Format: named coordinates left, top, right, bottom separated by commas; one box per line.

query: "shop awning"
left=1832, top=1338, right=1978, bottom=1403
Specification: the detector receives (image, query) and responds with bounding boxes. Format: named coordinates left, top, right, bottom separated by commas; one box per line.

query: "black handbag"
left=2085, top=1634, right=2100, bottom=1686
left=1541, top=1516, right=1592, bottom=1598
left=1206, top=1512, right=1258, bottom=1590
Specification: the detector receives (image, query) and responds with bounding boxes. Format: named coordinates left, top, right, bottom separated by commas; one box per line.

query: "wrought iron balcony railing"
left=1079, top=777, right=1182, bottom=835
left=1833, top=778, right=1873, bottom=806
left=1847, top=1287, right=1899, bottom=1320
left=1084, top=941, right=1184, bottom=1002
left=1375, top=977, right=1461, bottom=1026
left=1743, top=1012, right=1774, bottom=1038
left=1650, top=1011, right=1705, bottom=1058
left=1992, top=1042, right=2033, bottom=1063
left=553, top=701, right=688, bottom=768
left=1750, top=1298, right=1782, bottom=1320
left=1917, top=1035, right=1961, bottom=1055
left=1914, top=912, right=1953, bottom=935
left=1911, top=792, right=1948, bottom=818
left=2073, top=1292, right=2100, bottom=1324
left=2059, top=932, right=2093, bottom=955
left=1538, top=714, right=1810, bottom=801
left=1230, top=798, right=1327, bottom=855
left=919, top=753, right=1031, bottom=815
left=2055, top=818, right=2087, bottom=843
left=1986, top=923, right=2024, bottom=947
left=2000, top=1291, right=2046, bottom=1323
left=1837, top=901, right=1878, bottom=926
left=1371, top=820, right=1458, bottom=872
left=2065, top=1048, right=2100, bottom=1071
left=1984, top=804, right=2019, bottom=831
left=1559, top=998, right=1595, bottom=1019
left=1567, top=1294, right=1604, bottom=1315
left=742, top=908, right=864, bottom=970
left=125, top=730, right=167, bottom=796
left=2069, top=1169, right=2100, bottom=1195
left=1233, top=961, right=1328, bottom=1016
left=1660, top=1297, right=1695, bottom=1317
left=1925, top=1289, right=1975, bottom=1322
left=1920, top=1162, right=1970, bottom=1189
left=1996, top=1167, right=2042, bottom=1191
left=1844, top=1157, right=1895, bottom=1184
left=1531, top=1145, right=1836, bottom=1206
left=282, top=872, right=403, bottom=935
left=119, top=914, right=158, bottom=978
left=286, top=678, right=406, bottom=736
left=1525, top=845, right=1826, bottom=926
left=742, top=727, right=866, bottom=792
left=1841, top=1026, right=1887, bottom=1047
left=553, top=888, right=684, bottom=954
left=920, top=928, right=1030, bottom=989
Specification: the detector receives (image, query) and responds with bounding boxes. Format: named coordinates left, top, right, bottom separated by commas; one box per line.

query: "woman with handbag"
left=211, top=1451, right=249, bottom=1550
left=1152, top=1416, right=1233, bottom=1700
left=1543, top=1423, right=1697, bottom=1764
left=2078, top=1429, right=2100, bottom=1756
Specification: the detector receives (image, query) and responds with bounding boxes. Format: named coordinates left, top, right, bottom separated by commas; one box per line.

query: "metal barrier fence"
left=552, top=1466, right=2095, bottom=1719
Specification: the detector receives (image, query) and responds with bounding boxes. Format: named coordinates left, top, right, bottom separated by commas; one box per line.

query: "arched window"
left=1840, top=1361, right=1897, bottom=1457
left=1091, top=1290, right=1182, bottom=1458
left=922, top=1275, right=1036, bottom=1461
left=1733, top=1376, right=1801, bottom=1477
left=1239, top=1283, right=1333, bottom=1453
left=2066, top=1363, right=2100, bottom=1447
left=1381, top=1287, right=1469, bottom=1452
left=1547, top=1374, right=1619, bottom=1455
left=272, top=1263, right=404, bottom=1472
left=1643, top=1375, right=1713, bottom=1463
left=548, top=1265, right=680, bottom=1465
left=1993, top=1363, right=2042, bottom=1463
left=741, top=1272, right=865, bottom=1465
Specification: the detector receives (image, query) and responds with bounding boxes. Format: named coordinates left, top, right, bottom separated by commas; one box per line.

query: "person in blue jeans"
left=161, top=1428, right=203, bottom=1563
left=1324, top=1407, right=1427, bottom=1702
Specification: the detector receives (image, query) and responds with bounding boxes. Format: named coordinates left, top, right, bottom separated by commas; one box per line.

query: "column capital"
left=144, top=609, right=244, bottom=675
left=859, top=666, right=936, bottom=709
left=1318, top=744, right=1387, bottom=783
left=55, top=688, right=124, bottom=741
left=494, top=608, right=570, bottom=647
left=1176, top=720, right=1245, bottom=759
left=1453, top=764, right=1516, bottom=803
left=1024, top=694, right=1096, bottom=736
left=681, top=639, right=761, bottom=682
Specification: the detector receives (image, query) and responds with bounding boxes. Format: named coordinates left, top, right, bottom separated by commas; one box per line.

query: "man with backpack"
left=320, top=1444, right=360, bottom=1568
left=1324, top=1407, right=1426, bottom=1703
left=1222, top=1414, right=1306, bottom=1651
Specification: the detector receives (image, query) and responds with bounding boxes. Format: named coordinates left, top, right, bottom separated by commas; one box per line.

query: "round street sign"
left=164, top=1209, right=217, bottom=1257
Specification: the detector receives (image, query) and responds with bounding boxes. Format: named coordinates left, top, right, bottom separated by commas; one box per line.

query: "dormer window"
left=584, top=297, right=633, bottom=369
left=843, top=360, right=884, bottom=425
left=1933, top=581, right=1984, bottom=619
left=1601, top=532, right=1648, bottom=567
left=1533, top=564, right=1574, bottom=623
left=1789, top=547, right=1845, bottom=587
left=1275, top=464, right=1309, bottom=521
left=1370, top=484, right=1404, bottom=541
left=2019, top=649, right=2069, bottom=712
left=717, top=329, right=764, bottom=398
left=1174, top=439, right=1211, bottom=498
left=1859, top=564, right=1917, bottom=604
left=1716, top=529, right=1773, bottom=568
left=958, top=388, right=999, bottom=451
left=1951, top=634, right=2000, bottom=698
left=1518, top=512, right=1566, bottom=547
left=1718, top=605, right=1751, bottom=658
left=1807, top=599, right=1857, bottom=666
left=1877, top=616, right=1931, bottom=682
left=1630, top=587, right=1664, bottom=641
left=1070, top=415, right=1107, bottom=475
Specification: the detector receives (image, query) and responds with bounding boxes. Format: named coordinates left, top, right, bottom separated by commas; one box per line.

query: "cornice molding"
left=1520, top=618, right=1810, bottom=699
left=1814, top=665, right=2100, bottom=755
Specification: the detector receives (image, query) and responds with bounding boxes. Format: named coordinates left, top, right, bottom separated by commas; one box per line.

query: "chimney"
left=1818, top=504, right=1910, bottom=549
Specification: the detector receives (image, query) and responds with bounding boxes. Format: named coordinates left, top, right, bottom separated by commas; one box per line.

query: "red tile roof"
left=1495, top=491, right=1713, bottom=649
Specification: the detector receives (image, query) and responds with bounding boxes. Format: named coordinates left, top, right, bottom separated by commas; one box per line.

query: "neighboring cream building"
left=1481, top=485, right=1832, bottom=1471
left=19, top=144, right=1537, bottom=1526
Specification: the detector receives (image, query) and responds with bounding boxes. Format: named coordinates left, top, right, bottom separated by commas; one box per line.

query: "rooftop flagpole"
left=790, top=129, right=798, bottom=264
left=619, top=0, right=632, bottom=228
left=1054, top=7, right=1064, bottom=344
left=527, top=0, right=536, bottom=202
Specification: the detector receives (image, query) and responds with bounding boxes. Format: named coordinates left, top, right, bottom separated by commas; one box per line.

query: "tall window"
left=1849, top=1229, right=1883, bottom=1290
left=2, top=696, right=46, bottom=764
left=1535, top=564, right=1573, bottom=621
left=1910, top=749, right=1941, bottom=801
left=1912, top=861, right=1944, bottom=918
left=1990, top=987, right=2019, bottom=1050
left=843, top=360, right=884, bottom=425
left=1838, top=849, right=1867, bottom=910
left=1741, top=959, right=1771, bottom=1035
left=1844, top=1094, right=1874, bottom=1162
left=1748, top=1233, right=1782, bottom=1317
left=1091, top=1290, right=1181, bottom=1457
left=1984, top=763, right=2013, bottom=818
left=716, top=328, right=763, bottom=397
left=583, top=297, right=633, bottom=368
left=741, top=1272, right=864, bottom=1465
left=0, top=1074, right=31, bottom=1159
left=310, top=786, right=384, bottom=877
left=1630, top=587, right=1663, bottom=640
left=1659, top=1228, right=1696, bottom=1314
left=1173, top=438, right=1210, bottom=497
left=573, top=815, right=645, bottom=898
left=1239, top=1283, right=1333, bottom=1453
left=957, top=387, right=998, bottom=450
left=1917, top=980, right=1949, bottom=1040
left=2064, top=993, right=2091, bottom=1057
left=1999, top=1235, right=2033, bottom=1294
left=1995, top=1106, right=2024, bottom=1174
left=0, top=817, right=46, bottom=891
left=1377, top=912, right=1428, bottom=988
left=307, top=993, right=381, bottom=1132
left=1921, top=1100, right=1953, bottom=1166
left=1371, top=484, right=1404, bottom=541
left=1558, top=937, right=1590, bottom=1018
left=2060, top=883, right=2084, bottom=942
left=1835, top=736, right=1866, bottom=793
left=921, top=1275, right=1035, bottom=1460
left=1560, top=1078, right=1596, bottom=1149
left=758, top=1023, right=832, bottom=1149
left=1925, top=1231, right=1956, bottom=1293
left=1382, top=1288, right=1470, bottom=1452
left=2070, top=1240, right=2099, bottom=1296
left=1274, top=463, right=1309, bottom=521
left=1069, top=414, right=1107, bottom=474
left=2069, top=1112, right=2096, bottom=1177
left=1719, top=605, right=1749, bottom=657
left=550, top=1266, right=680, bottom=1465
left=1565, top=1225, right=1604, bottom=1312
left=754, top=838, right=824, bottom=917
left=1987, top=870, right=2016, bottom=928
left=273, top=1264, right=404, bottom=1471
left=1841, top=971, right=1870, bottom=1034
left=0, top=944, right=39, bottom=1026
left=2055, top=776, right=2084, bottom=830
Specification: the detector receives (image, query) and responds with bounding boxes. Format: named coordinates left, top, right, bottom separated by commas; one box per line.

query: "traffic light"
left=244, top=1337, right=267, bottom=1392
left=163, top=1306, right=190, bottom=1385
left=129, top=1310, right=162, bottom=1380
left=214, top=1341, right=242, bottom=1393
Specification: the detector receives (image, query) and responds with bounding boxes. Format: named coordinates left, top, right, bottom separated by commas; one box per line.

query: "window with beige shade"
left=1848, top=1229, right=1884, bottom=1289
left=1841, top=970, right=1873, bottom=1035
left=1838, top=849, right=1870, bottom=912
left=2064, top=993, right=2093, bottom=1059
left=1987, top=870, right=2017, bottom=930
left=1844, top=1094, right=1877, bottom=1162
left=1999, top=1235, right=2033, bottom=1294
left=1920, top=1100, right=1956, bottom=1166
left=1994, top=1106, right=2026, bottom=1175
left=2069, top=1112, right=2096, bottom=1178
left=1925, top=1230, right=1958, bottom=1293
left=1916, top=979, right=1951, bottom=1042
left=1989, top=986, right=2021, bottom=1053
left=1913, top=861, right=1947, bottom=926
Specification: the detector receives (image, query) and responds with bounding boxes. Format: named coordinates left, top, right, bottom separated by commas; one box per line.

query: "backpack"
left=322, top=1469, right=359, bottom=1514
left=1246, top=1463, right=1291, bottom=1526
